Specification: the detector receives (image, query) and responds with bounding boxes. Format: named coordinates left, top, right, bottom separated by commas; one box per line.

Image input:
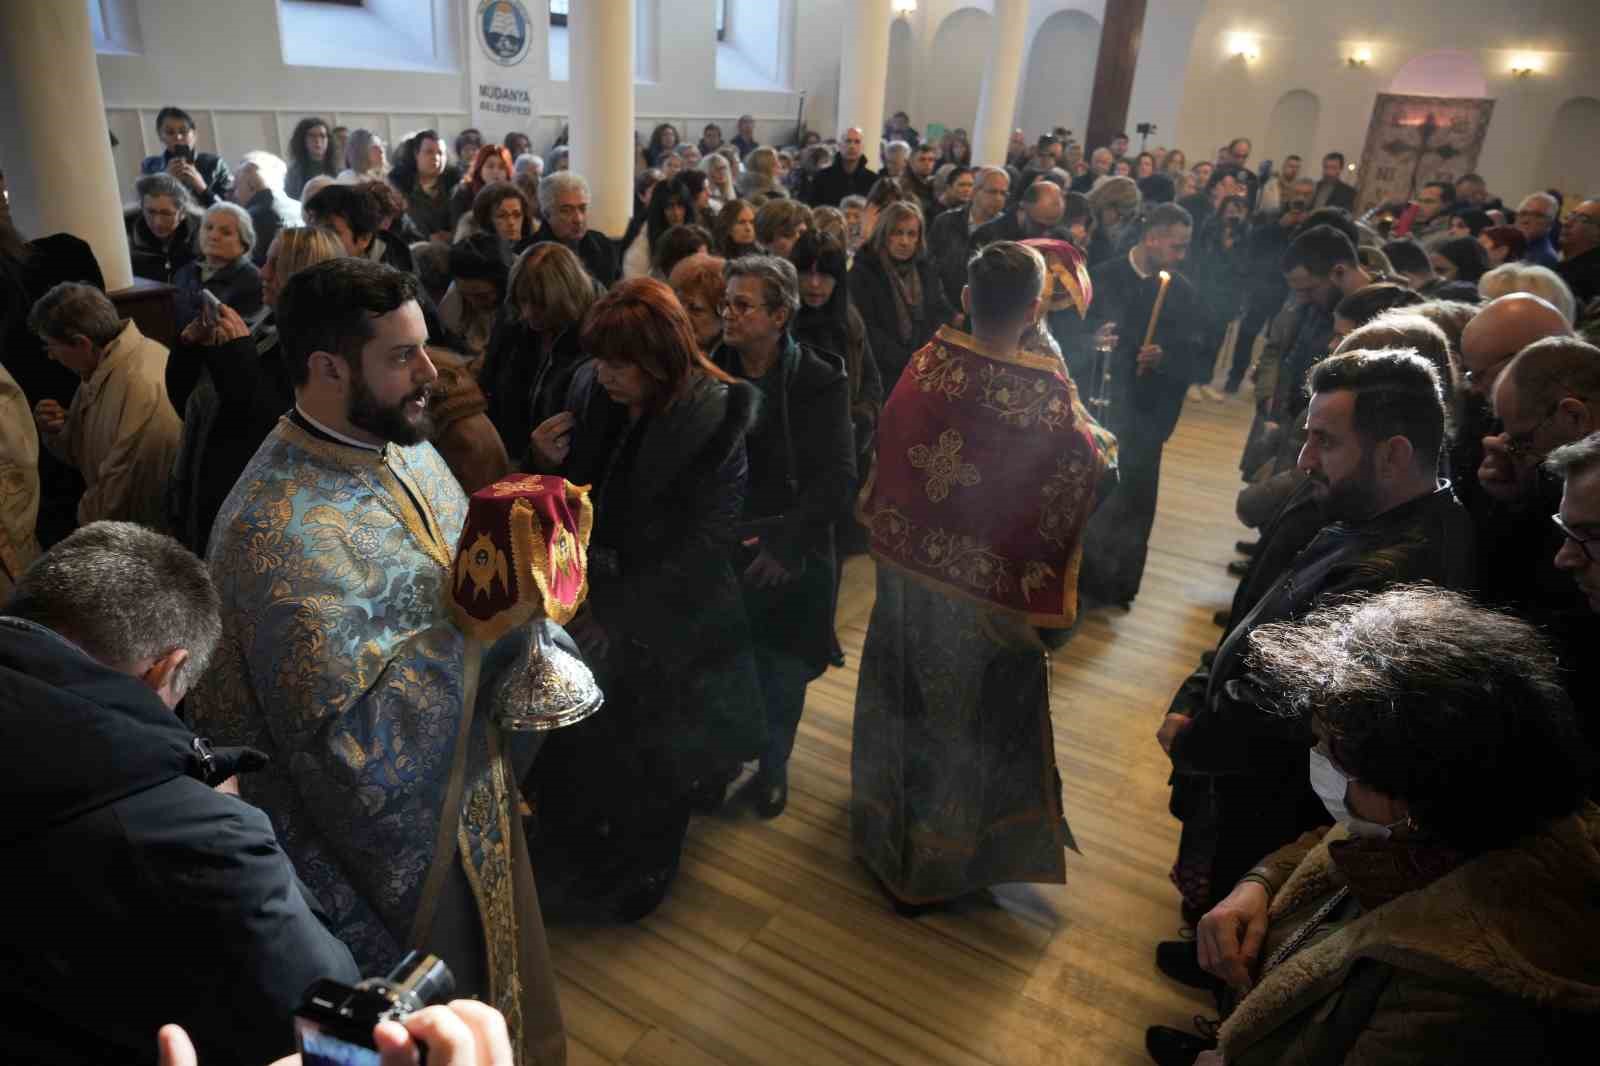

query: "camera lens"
left=387, top=952, right=456, bottom=1012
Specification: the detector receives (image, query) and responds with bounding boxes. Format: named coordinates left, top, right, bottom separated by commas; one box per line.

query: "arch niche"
left=1536, top=97, right=1600, bottom=204
left=1264, top=90, right=1321, bottom=167
left=922, top=6, right=994, bottom=132
left=1017, top=9, right=1100, bottom=143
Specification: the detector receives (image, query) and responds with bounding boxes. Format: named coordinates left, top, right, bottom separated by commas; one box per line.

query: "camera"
left=294, top=952, right=455, bottom=1066
left=1136, top=122, right=1156, bottom=137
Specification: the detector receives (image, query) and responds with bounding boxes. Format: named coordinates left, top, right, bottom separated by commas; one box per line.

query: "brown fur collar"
left=1221, top=805, right=1600, bottom=1057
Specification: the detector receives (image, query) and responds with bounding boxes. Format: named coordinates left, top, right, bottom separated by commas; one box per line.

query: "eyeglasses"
left=1551, top=513, right=1600, bottom=563
left=1501, top=410, right=1556, bottom=464
left=1563, top=214, right=1600, bottom=228
left=1461, top=353, right=1516, bottom=387
left=719, top=297, right=771, bottom=318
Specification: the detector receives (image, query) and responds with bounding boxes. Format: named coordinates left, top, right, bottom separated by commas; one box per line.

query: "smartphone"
left=200, top=289, right=223, bottom=328
left=168, top=143, right=195, bottom=163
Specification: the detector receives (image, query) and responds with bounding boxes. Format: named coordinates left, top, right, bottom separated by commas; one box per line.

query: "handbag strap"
left=408, top=635, right=483, bottom=948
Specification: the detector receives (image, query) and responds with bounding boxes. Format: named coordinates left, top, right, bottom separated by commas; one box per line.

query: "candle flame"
left=1159, top=271, right=1171, bottom=281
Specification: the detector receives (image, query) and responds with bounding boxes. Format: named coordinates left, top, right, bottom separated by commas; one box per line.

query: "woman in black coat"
left=171, top=203, right=263, bottom=329
left=479, top=241, right=600, bottom=464
left=710, top=255, right=857, bottom=818
left=524, top=277, right=764, bottom=921
left=849, top=200, right=954, bottom=390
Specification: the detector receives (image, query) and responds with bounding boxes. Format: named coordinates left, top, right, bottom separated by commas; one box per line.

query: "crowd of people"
left=2, top=100, right=1599, bottom=1066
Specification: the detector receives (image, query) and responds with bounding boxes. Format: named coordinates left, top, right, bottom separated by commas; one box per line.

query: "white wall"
left=1017, top=10, right=1100, bottom=144
left=1170, top=0, right=1600, bottom=205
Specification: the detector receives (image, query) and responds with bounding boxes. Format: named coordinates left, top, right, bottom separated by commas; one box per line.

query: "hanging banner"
left=1354, top=93, right=1495, bottom=214
left=467, top=0, right=538, bottom=141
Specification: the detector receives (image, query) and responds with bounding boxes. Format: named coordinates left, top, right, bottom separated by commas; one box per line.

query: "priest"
left=852, top=241, right=1110, bottom=913
left=191, top=259, right=566, bottom=1065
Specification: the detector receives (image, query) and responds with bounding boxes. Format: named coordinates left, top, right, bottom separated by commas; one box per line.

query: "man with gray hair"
left=1517, top=191, right=1561, bottom=268
left=28, top=282, right=180, bottom=530
left=0, top=521, right=359, bottom=1064
left=531, top=171, right=618, bottom=285
left=1549, top=432, right=1600, bottom=614
left=928, top=164, right=1010, bottom=308
left=231, top=150, right=300, bottom=267
left=709, top=255, right=855, bottom=818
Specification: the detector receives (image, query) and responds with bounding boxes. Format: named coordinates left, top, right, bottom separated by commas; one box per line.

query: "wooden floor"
left=546, top=392, right=1257, bottom=1066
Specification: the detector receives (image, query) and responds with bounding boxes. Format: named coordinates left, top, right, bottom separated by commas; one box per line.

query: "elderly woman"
left=165, top=226, right=343, bottom=552
left=709, top=255, right=856, bottom=817
left=668, top=252, right=728, bottom=353
left=336, top=128, right=387, bottom=184
left=456, top=182, right=536, bottom=249
left=1147, top=585, right=1598, bottom=1066
left=480, top=241, right=598, bottom=461
left=525, top=278, right=764, bottom=920
left=172, top=202, right=262, bottom=329
left=124, top=172, right=200, bottom=282
left=849, top=201, right=953, bottom=387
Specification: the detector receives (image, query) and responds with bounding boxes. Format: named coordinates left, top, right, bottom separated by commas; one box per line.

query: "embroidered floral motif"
left=907, top=428, right=981, bottom=502
left=301, top=504, right=409, bottom=598
left=909, top=343, right=970, bottom=399
left=1038, top=452, right=1093, bottom=547
left=916, top=529, right=1009, bottom=594
left=979, top=364, right=1071, bottom=430
left=864, top=504, right=915, bottom=551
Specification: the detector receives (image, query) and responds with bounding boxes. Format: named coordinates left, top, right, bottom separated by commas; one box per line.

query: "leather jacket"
left=1171, top=483, right=1477, bottom=776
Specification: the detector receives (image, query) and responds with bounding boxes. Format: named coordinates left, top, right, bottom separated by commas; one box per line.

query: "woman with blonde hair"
left=737, top=146, right=785, bottom=203
left=702, top=152, right=738, bottom=212
left=480, top=241, right=600, bottom=461
left=166, top=225, right=344, bottom=551
left=849, top=200, right=952, bottom=384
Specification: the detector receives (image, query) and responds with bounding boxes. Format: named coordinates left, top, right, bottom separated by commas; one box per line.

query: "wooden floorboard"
left=546, top=393, right=1255, bottom=1065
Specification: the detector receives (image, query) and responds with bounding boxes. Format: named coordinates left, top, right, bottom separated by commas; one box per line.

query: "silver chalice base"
left=492, top=622, right=604, bottom=731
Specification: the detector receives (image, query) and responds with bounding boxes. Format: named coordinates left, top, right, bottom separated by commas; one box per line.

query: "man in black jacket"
left=805, top=127, right=877, bottom=207
left=231, top=152, right=302, bottom=268
left=927, top=165, right=1010, bottom=308
left=0, top=522, right=359, bottom=1066
left=531, top=171, right=619, bottom=286
left=1152, top=351, right=1476, bottom=999
left=1310, top=151, right=1357, bottom=211
left=969, top=179, right=1067, bottom=252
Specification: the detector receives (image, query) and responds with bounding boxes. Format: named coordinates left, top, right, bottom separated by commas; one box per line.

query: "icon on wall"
left=1355, top=93, right=1494, bottom=213
left=479, top=0, right=531, bottom=67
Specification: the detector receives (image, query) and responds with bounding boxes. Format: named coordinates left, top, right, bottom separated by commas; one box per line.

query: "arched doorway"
left=1264, top=90, right=1320, bottom=168
left=1537, top=97, right=1600, bottom=204
left=922, top=7, right=993, bottom=133
left=1388, top=51, right=1488, bottom=98
left=1017, top=10, right=1100, bottom=143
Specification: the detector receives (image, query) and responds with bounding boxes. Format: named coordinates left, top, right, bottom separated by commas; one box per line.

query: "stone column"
left=0, top=0, right=133, bottom=289
left=836, top=0, right=894, bottom=169
left=569, top=0, right=636, bottom=237
left=972, top=0, right=1029, bottom=168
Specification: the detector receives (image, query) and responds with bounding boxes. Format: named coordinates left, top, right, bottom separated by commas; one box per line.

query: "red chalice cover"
left=449, top=473, right=594, bottom=641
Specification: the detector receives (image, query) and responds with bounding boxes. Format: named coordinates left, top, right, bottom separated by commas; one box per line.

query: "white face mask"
left=1308, top=748, right=1402, bottom=840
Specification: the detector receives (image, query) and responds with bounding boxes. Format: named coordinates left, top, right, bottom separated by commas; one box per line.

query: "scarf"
left=881, top=250, right=923, bottom=344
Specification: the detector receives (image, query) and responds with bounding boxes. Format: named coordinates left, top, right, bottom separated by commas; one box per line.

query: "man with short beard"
left=192, top=258, right=567, bottom=1065
left=1148, top=350, right=1476, bottom=1044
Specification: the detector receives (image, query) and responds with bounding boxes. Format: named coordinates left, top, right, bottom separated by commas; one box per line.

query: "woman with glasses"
left=709, top=255, right=856, bottom=818
left=124, top=173, right=201, bottom=283
left=523, top=277, right=764, bottom=920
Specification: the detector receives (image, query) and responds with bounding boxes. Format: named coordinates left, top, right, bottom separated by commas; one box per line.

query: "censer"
left=447, top=474, right=602, bottom=731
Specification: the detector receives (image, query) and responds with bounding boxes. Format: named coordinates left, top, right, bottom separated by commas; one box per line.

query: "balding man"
left=1557, top=198, right=1600, bottom=306
left=1516, top=192, right=1560, bottom=268
left=805, top=126, right=877, bottom=207
left=928, top=165, right=1009, bottom=309
left=970, top=180, right=1067, bottom=252
left=230, top=151, right=299, bottom=267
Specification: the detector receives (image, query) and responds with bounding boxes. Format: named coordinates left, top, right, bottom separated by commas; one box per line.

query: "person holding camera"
left=138, top=106, right=234, bottom=208
left=0, top=522, right=360, bottom=1066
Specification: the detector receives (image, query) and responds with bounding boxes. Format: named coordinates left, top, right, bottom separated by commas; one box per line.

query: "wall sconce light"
left=1508, top=54, right=1541, bottom=78
left=1226, top=33, right=1260, bottom=63
left=891, top=0, right=917, bottom=16
left=1346, top=46, right=1372, bottom=69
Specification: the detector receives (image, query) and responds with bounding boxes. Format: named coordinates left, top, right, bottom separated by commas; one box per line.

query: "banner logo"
left=478, top=0, right=531, bottom=67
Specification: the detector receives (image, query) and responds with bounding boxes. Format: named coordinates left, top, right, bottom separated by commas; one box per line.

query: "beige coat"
left=43, top=320, right=181, bottom=531
left=0, top=363, right=41, bottom=595
left=1221, top=808, right=1600, bottom=1065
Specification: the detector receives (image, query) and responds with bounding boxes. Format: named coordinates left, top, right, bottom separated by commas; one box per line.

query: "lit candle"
left=1142, top=270, right=1172, bottom=350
